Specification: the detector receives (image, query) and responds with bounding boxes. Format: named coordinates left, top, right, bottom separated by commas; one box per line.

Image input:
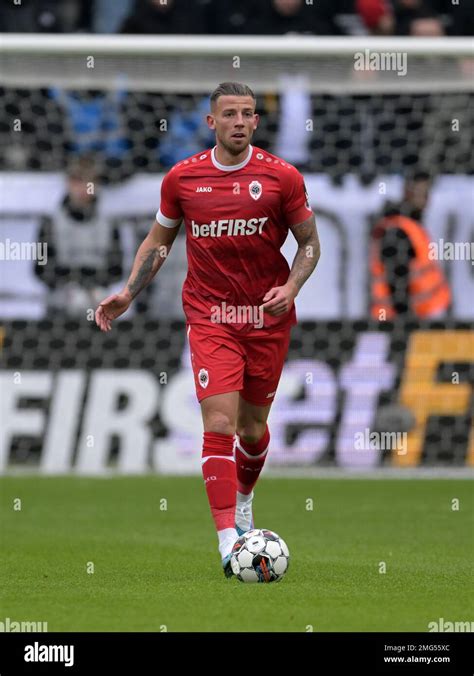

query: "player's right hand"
left=95, top=292, right=131, bottom=332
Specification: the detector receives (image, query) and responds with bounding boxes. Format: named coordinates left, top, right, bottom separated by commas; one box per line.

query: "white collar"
left=211, top=144, right=253, bottom=171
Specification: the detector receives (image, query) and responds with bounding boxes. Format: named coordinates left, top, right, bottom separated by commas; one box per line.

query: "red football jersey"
left=157, top=144, right=313, bottom=334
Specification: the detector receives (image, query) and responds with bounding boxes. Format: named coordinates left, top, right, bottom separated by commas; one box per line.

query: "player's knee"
left=238, top=422, right=266, bottom=445
left=204, top=413, right=235, bottom=437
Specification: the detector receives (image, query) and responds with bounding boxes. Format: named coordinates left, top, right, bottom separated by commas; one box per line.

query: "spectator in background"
left=0, top=0, right=90, bottom=32
left=356, top=0, right=394, bottom=35
left=244, top=0, right=343, bottom=35
left=210, top=0, right=257, bottom=34
left=120, top=0, right=208, bottom=34
left=261, top=0, right=311, bottom=33
left=409, top=7, right=444, bottom=36
left=49, top=86, right=130, bottom=180
left=392, top=0, right=445, bottom=36
left=93, top=0, right=135, bottom=33
left=449, top=0, right=474, bottom=36
left=35, top=156, right=123, bottom=317
left=158, top=96, right=214, bottom=167
left=370, top=172, right=451, bottom=319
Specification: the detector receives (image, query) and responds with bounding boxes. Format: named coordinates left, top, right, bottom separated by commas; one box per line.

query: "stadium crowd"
left=0, top=0, right=472, bottom=37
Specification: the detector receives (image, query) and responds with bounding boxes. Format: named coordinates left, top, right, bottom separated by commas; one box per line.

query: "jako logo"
left=196, top=186, right=212, bottom=192
left=24, top=642, right=74, bottom=667
left=191, top=217, right=268, bottom=238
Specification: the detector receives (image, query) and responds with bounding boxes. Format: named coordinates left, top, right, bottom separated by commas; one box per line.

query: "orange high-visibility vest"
left=370, top=215, right=451, bottom=319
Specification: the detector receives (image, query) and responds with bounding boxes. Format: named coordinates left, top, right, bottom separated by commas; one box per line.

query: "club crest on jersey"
left=198, top=368, right=209, bottom=389
left=249, top=180, right=262, bottom=201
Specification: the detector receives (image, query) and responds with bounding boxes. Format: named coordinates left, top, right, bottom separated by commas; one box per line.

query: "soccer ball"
left=230, top=528, right=290, bottom=583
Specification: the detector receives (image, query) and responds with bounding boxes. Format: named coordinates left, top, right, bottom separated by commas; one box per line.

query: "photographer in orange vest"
left=370, top=172, right=451, bottom=320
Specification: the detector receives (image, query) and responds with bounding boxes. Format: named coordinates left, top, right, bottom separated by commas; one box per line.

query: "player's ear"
left=206, top=113, right=216, bottom=130
left=253, top=113, right=260, bottom=129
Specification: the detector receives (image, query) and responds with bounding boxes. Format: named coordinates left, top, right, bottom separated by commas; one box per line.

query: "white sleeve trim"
left=156, top=209, right=182, bottom=228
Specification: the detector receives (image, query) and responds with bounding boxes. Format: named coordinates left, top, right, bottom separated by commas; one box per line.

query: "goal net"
left=1, top=35, right=472, bottom=178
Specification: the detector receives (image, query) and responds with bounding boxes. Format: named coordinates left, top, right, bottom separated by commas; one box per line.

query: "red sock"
left=201, top=431, right=236, bottom=531
left=235, top=425, right=270, bottom=495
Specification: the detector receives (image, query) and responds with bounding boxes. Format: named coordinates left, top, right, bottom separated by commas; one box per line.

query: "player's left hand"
left=261, top=283, right=297, bottom=317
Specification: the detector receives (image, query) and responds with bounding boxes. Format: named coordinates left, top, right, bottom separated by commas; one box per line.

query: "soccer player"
left=95, top=82, right=320, bottom=577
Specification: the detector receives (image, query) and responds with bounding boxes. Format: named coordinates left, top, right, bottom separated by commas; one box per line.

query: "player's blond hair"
left=210, top=82, right=256, bottom=109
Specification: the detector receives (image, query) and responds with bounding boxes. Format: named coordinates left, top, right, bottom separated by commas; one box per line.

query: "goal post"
left=1, top=34, right=473, bottom=93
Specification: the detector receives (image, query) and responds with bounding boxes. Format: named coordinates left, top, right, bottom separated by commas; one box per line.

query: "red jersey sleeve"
left=281, top=167, right=313, bottom=226
left=156, top=167, right=183, bottom=228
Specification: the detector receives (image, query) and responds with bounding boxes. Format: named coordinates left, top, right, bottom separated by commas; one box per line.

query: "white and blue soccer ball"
left=230, top=529, right=290, bottom=583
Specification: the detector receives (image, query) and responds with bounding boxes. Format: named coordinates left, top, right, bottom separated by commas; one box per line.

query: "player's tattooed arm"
left=287, top=213, right=320, bottom=294
left=127, top=247, right=163, bottom=299
left=95, top=219, right=181, bottom=331
left=126, top=219, right=181, bottom=300
left=261, top=213, right=319, bottom=317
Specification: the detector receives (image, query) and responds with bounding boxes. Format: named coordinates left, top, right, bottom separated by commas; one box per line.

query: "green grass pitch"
left=1, top=476, right=472, bottom=632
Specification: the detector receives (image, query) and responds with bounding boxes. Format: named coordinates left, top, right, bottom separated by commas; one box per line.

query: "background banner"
left=1, top=319, right=472, bottom=474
